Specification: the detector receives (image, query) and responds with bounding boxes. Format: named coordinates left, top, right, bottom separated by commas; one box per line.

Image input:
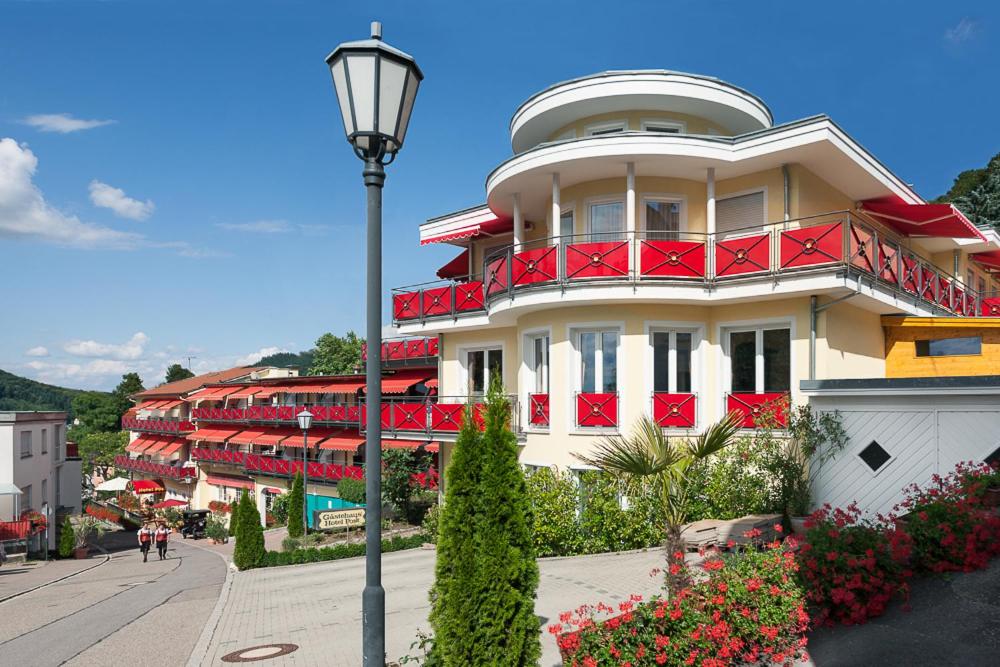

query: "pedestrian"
left=138, top=523, right=154, bottom=562
left=154, top=522, right=170, bottom=560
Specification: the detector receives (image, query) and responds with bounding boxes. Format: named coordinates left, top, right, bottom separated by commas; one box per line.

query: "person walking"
left=154, top=522, right=170, bottom=560
left=137, top=523, right=154, bottom=562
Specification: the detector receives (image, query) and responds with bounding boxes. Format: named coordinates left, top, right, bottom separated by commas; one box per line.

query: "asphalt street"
left=0, top=538, right=226, bottom=667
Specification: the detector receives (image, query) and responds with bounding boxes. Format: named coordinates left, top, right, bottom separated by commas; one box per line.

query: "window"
left=967, top=270, right=975, bottom=290
left=529, top=334, right=549, bottom=393
left=979, top=276, right=987, bottom=296
left=467, top=347, right=502, bottom=395
left=915, top=336, right=981, bottom=357
left=585, top=121, right=626, bottom=137
left=727, top=327, right=790, bottom=393
left=641, top=119, right=685, bottom=134
left=579, top=330, right=618, bottom=393
left=643, top=198, right=682, bottom=240
left=41, top=478, right=47, bottom=506
left=41, top=428, right=48, bottom=454
left=717, top=190, right=765, bottom=237
left=20, top=431, right=32, bottom=458
left=22, top=485, right=32, bottom=511
left=559, top=209, right=575, bottom=240
left=53, top=425, right=61, bottom=460
left=651, top=330, right=693, bottom=393
left=588, top=201, right=624, bottom=241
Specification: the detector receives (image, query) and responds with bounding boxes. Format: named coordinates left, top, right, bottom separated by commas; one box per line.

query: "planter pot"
left=789, top=516, right=809, bottom=536
left=73, top=546, right=89, bottom=559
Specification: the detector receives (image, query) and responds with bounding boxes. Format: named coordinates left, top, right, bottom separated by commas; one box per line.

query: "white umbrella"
left=0, top=482, right=22, bottom=496
left=95, top=477, right=130, bottom=492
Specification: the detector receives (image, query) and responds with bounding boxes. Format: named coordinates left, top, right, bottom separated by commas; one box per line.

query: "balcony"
left=191, top=447, right=246, bottom=466
left=122, top=416, right=194, bottom=434
left=362, top=336, right=439, bottom=367
left=114, top=454, right=197, bottom=480
left=725, top=393, right=790, bottom=428
left=651, top=392, right=697, bottom=428
left=528, top=393, right=550, bottom=428
left=244, top=453, right=364, bottom=483
left=392, top=212, right=1000, bottom=325
left=191, top=404, right=364, bottom=427
left=575, top=392, right=619, bottom=428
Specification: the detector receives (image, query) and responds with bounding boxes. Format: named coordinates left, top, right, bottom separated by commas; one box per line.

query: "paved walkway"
left=0, top=538, right=226, bottom=666
left=0, top=552, right=107, bottom=602
left=199, top=547, right=667, bottom=666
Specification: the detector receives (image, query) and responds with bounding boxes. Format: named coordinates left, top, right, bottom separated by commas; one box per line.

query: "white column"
left=551, top=173, right=561, bottom=243
left=626, top=162, right=636, bottom=272
left=513, top=193, right=524, bottom=247
left=706, top=167, right=716, bottom=278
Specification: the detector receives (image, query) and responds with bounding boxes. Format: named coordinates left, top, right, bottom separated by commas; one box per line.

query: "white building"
left=0, top=412, right=82, bottom=550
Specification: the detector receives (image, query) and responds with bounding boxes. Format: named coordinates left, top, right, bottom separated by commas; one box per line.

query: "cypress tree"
left=229, top=490, right=245, bottom=538
left=468, top=376, right=541, bottom=664
left=233, top=491, right=265, bottom=570
left=58, top=516, right=75, bottom=558
left=287, top=472, right=305, bottom=538
left=429, top=401, right=485, bottom=665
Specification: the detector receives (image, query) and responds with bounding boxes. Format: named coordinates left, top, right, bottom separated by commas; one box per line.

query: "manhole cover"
left=221, top=644, right=299, bottom=663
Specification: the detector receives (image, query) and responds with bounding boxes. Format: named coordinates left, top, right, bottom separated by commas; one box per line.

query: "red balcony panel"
left=310, top=405, right=328, bottom=421
left=901, top=255, right=920, bottom=295
left=393, top=291, right=421, bottom=321
left=405, top=338, right=428, bottom=359
left=388, top=402, right=428, bottom=431
left=877, top=240, right=900, bottom=284
left=715, top=233, right=770, bottom=277
left=209, top=408, right=223, bottom=420
left=245, top=454, right=260, bottom=471
left=421, top=286, right=452, bottom=317
left=346, top=405, right=362, bottom=423
left=486, top=255, right=509, bottom=296
left=920, top=267, right=938, bottom=303
left=848, top=223, right=877, bottom=274
left=960, top=291, right=977, bottom=317
left=327, top=405, right=346, bottom=421
left=427, top=337, right=439, bottom=356
left=726, top=393, right=789, bottom=428
left=429, top=403, right=465, bottom=432
left=511, top=246, right=558, bottom=286
left=306, top=462, right=325, bottom=478
left=277, top=406, right=295, bottom=421
left=343, top=465, right=364, bottom=480
left=261, top=406, right=278, bottom=420
left=454, top=281, right=485, bottom=312
left=276, top=459, right=292, bottom=476
left=652, top=393, right=696, bottom=428
left=779, top=223, right=843, bottom=269
left=528, top=393, right=549, bottom=427
left=640, top=240, right=706, bottom=278
left=566, top=241, right=629, bottom=280
left=386, top=341, right=406, bottom=360
left=981, top=297, right=1000, bottom=317
left=938, top=277, right=952, bottom=309
left=576, top=393, right=618, bottom=428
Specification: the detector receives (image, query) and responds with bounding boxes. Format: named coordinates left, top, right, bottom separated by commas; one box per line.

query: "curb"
left=184, top=540, right=235, bottom=667
left=0, top=550, right=111, bottom=604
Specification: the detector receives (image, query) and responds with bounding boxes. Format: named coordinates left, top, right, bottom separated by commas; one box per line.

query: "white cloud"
left=216, top=220, right=291, bottom=233
left=88, top=180, right=155, bottom=221
left=945, top=18, right=979, bottom=44
left=25, top=346, right=49, bottom=357
left=234, top=346, right=290, bottom=366
left=64, top=331, right=149, bottom=360
left=22, top=113, right=116, bottom=134
left=0, top=138, right=142, bottom=248
left=25, top=358, right=130, bottom=385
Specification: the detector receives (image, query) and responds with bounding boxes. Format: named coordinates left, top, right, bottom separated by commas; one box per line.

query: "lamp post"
left=296, top=409, right=313, bottom=534
left=325, top=21, right=422, bottom=667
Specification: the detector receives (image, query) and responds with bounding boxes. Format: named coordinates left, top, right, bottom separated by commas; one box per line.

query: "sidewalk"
left=0, top=553, right=107, bottom=602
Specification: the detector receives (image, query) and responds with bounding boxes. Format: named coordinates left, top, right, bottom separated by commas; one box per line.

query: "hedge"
left=259, top=532, right=428, bottom=568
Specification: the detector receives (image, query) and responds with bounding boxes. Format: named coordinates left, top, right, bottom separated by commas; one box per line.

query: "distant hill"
left=255, top=350, right=315, bottom=373
left=0, top=368, right=96, bottom=416
left=935, top=151, right=1000, bottom=230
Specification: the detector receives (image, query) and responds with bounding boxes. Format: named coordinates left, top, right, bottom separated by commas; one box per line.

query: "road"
left=0, top=537, right=226, bottom=667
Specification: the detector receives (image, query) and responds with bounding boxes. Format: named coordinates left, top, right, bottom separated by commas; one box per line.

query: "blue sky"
left=1, top=1, right=997, bottom=390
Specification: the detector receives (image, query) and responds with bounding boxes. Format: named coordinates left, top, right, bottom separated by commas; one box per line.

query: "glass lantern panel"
left=329, top=57, right=355, bottom=136
left=345, top=53, right=376, bottom=133
left=377, top=58, right=407, bottom=140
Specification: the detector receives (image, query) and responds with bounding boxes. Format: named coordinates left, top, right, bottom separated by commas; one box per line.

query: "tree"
left=78, top=430, right=128, bottom=479
left=58, top=516, right=75, bottom=558
left=287, top=472, right=305, bottom=538
left=112, top=373, right=144, bottom=418
left=229, top=490, right=246, bottom=538
left=233, top=491, right=265, bottom=570
left=164, top=364, right=194, bottom=384
left=431, top=377, right=541, bottom=665
left=71, top=392, right=120, bottom=434
left=308, top=331, right=365, bottom=375
left=576, top=413, right=742, bottom=594
left=382, top=447, right=432, bottom=519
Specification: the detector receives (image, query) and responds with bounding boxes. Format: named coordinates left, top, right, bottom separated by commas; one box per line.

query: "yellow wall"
left=884, top=320, right=1000, bottom=377
left=549, top=110, right=731, bottom=142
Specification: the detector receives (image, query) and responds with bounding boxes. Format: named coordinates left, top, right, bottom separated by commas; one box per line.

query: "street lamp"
left=326, top=21, right=422, bottom=667
left=296, top=409, right=313, bottom=535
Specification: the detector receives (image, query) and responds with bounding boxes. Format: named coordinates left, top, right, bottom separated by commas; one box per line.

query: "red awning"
left=383, top=439, right=433, bottom=449
left=365, top=369, right=433, bottom=395
left=255, top=428, right=296, bottom=446
left=186, top=386, right=242, bottom=402
left=280, top=428, right=337, bottom=448
left=425, top=442, right=440, bottom=453
left=228, top=428, right=270, bottom=446
left=157, top=399, right=183, bottom=411
left=186, top=428, right=243, bottom=444
left=282, top=383, right=335, bottom=394
left=142, top=438, right=171, bottom=455
left=425, top=378, right=438, bottom=390
left=152, top=499, right=188, bottom=509
left=159, top=440, right=184, bottom=456
left=262, top=487, right=282, bottom=494
left=205, top=474, right=254, bottom=490
left=860, top=201, right=986, bottom=241
left=253, top=386, right=289, bottom=399
left=421, top=216, right=512, bottom=245
left=131, top=479, right=165, bottom=494
left=226, top=387, right=260, bottom=400
left=971, top=250, right=1000, bottom=271
left=320, top=378, right=367, bottom=393
left=139, top=400, right=166, bottom=410
left=126, top=437, right=152, bottom=453
left=437, top=249, right=471, bottom=280
left=318, top=432, right=365, bottom=451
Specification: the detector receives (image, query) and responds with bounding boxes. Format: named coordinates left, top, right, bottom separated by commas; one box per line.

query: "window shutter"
left=716, top=191, right=765, bottom=236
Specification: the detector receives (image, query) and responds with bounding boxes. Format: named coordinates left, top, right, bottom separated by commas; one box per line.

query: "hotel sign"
left=314, top=507, right=366, bottom=531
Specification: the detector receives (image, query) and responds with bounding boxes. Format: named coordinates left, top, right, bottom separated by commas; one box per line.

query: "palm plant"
left=576, top=412, right=743, bottom=593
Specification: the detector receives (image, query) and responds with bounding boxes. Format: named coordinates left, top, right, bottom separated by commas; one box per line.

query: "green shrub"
left=406, top=489, right=437, bottom=526
left=383, top=447, right=433, bottom=519
left=281, top=536, right=300, bottom=552
left=58, top=516, right=75, bottom=558
left=260, top=532, right=427, bottom=568
left=337, top=476, right=366, bottom=505
left=229, top=491, right=245, bottom=538
left=287, top=472, right=305, bottom=538
left=270, top=492, right=290, bottom=525
left=206, top=516, right=228, bottom=543
left=578, top=472, right=662, bottom=553
left=525, top=467, right=582, bottom=556
left=233, top=491, right=265, bottom=570
left=421, top=503, right=441, bottom=544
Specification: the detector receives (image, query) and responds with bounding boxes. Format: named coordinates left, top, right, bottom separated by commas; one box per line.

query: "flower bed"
left=550, top=532, right=809, bottom=666
left=208, top=500, right=232, bottom=514
left=260, top=532, right=427, bottom=568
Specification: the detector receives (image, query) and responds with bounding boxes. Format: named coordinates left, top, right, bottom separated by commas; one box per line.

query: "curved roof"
left=510, top=70, right=774, bottom=153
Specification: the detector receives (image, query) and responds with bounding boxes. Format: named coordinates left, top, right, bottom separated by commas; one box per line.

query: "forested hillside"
left=0, top=368, right=95, bottom=415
